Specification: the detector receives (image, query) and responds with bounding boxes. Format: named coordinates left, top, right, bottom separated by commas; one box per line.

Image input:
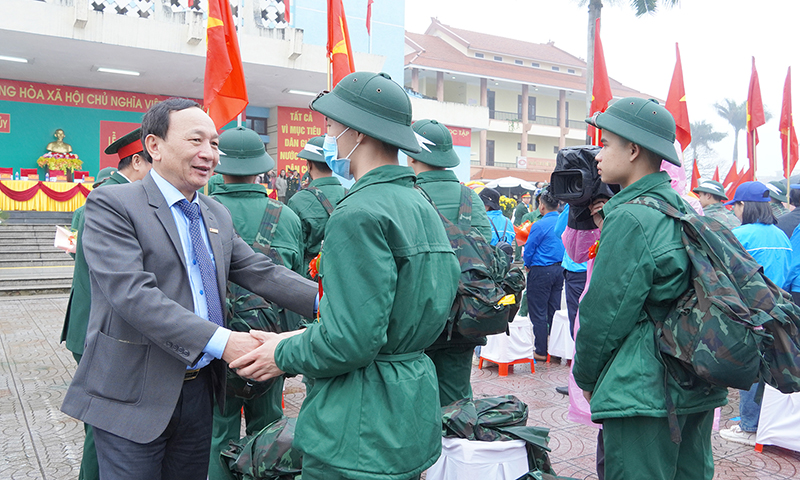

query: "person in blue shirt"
left=523, top=190, right=565, bottom=361
left=720, top=181, right=792, bottom=447
left=479, top=187, right=515, bottom=246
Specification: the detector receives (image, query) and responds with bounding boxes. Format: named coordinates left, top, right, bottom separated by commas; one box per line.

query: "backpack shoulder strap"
left=306, top=186, right=335, bottom=216
left=252, top=200, right=284, bottom=264
left=456, top=185, right=473, bottom=231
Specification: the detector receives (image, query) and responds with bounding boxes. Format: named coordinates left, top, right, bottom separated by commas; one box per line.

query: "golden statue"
left=46, top=129, right=73, bottom=154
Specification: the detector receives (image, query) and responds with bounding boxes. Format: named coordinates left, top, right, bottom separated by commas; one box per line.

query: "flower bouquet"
left=37, top=152, right=83, bottom=172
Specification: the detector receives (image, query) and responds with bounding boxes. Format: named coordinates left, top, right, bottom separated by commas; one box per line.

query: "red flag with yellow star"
left=588, top=18, right=612, bottom=145
left=747, top=57, right=766, bottom=174
left=328, top=0, right=356, bottom=88
left=665, top=43, right=691, bottom=152
left=780, top=67, right=799, bottom=178
left=204, top=0, right=248, bottom=130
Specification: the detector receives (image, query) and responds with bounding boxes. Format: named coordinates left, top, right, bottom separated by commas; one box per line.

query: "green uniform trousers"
left=301, top=455, right=421, bottom=480
left=73, top=353, right=100, bottom=480
left=603, top=410, right=714, bottom=480
left=426, top=345, right=474, bottom=407
left=208, top=377, right=285, bottom=480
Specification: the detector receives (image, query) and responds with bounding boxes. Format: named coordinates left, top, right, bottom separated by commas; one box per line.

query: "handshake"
left=221, top=329, right=304, bottom=382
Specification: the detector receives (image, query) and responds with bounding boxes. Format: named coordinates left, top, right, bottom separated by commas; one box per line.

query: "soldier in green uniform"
left=230, top=72, right=460, bottom=480
left=514, top=192, right=532, bottom=225
left=403, top=118, right=491, bottom=406
left=286, top=135, right=346, bottom=275
left=768, top=180, right=790, bottom=218
left=60, top=128, right=152, bottom=480
left=207, top=126, right=305, bottom=480
left=692, top=179, right=740, bottom=230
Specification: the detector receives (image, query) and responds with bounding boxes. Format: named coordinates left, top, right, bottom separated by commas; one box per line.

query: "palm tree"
left=714, top=99, right=772, bottom=162
left=580, top=0, right=680, bottom=122
left=687, top=120, right=727, bottom=179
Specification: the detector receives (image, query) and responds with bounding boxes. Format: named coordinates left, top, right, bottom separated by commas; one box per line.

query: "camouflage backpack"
left=418, top=185, right=526, bottom=343
left=629, top=197, right=800, bottom=438
left=221, top=417, right=302, bottom=480
left=223, top=200, right=286, bottom=399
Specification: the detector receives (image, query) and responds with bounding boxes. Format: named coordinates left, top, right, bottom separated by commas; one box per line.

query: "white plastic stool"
left=426, top=437, right=529, bottom=480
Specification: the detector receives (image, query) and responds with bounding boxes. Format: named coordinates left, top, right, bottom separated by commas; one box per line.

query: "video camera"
left=549, top=146, right=618, bottom=208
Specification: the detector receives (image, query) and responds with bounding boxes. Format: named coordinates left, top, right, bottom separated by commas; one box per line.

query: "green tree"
left=580, top=0, right=680, bottom=134
left=714, top=99, right=772, bottom=162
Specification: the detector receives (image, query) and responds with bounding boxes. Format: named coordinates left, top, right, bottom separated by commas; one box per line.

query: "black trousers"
left=93, top=368, right=214, bottom=480
left=526, top=264, right=564, bottom=356
left=563, top=270, right=587, bottom=340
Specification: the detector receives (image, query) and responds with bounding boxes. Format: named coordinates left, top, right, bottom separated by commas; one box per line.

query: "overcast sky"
left=404, top=0, right=800, bottom=181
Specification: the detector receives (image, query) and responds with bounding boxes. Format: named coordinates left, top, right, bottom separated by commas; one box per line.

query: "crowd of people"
left=56, top=71, right=800, bottom=480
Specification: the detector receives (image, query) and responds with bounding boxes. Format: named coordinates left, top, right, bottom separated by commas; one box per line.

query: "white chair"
left=479, top=315, right=535, bottom=376
left=755, top=385, right=800, bottom=452
left=548, top=309, right=575, bottom=361
left=426, top=437, right=529, bottom=480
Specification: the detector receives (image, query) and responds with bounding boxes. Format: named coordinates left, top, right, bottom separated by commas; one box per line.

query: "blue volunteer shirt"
left=487, top=209, right=515, bottom=246
left=732, top=222, right=792, bottom=289
left=523, top=210, right=565, bottom=267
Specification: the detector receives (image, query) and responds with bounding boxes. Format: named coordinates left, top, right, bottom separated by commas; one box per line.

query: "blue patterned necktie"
left=176, top=199, right=224, bottom=327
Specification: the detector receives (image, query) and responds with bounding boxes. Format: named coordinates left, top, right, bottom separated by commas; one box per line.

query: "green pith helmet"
left=586, top=97, right=681, bottom=166
left=767, top=180, right=789, bottom=202
left=297, top=136, right=325, bottom=163
left=692, top=179, right=729, bottom=201
left=214, top=127, right=275, bottom=176
left=402, top=119, right=460, bottom=168
left=93, top=167, right=117, bottom=188
left=311, top=72, right=421, bottom=153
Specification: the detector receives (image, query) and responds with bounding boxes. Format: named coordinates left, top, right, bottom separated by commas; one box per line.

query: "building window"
left=554, top=146, right=560, bottom=154
left=568, top=68, right=576, bottom=74
left=531, top=62, right=540, bottom=67
left=494, top=56, right=503, bottom=61
left=517, top=143, right=536, bottom=152
left=552, top=66, right=560, bottom=71
left=475, top=52, right=484, bottom=58
left=517, top=95, right=536, bottom=121
left=515, top=60, right=523, bottom=65
left=486, top=140, right=495, bottom=166
left=245, top=117, right=268, bottom=135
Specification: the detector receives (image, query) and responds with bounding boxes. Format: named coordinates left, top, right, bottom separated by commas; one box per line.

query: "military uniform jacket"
left=211, top=183, right=304, bottom=273
left=513, top=202, right=530, bottom=225
left=274, top=165, right=460, bottom=479
left=61, top=171, right=129, bottom=355
left=574, top=172, right=727, bottom=422
left=286, top=176, right=346, bottom=266
left=702, top=202, right=740, bottom=231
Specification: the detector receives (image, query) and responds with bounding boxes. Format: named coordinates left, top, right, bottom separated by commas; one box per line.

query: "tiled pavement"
left=2, top=294, right=800, bottom=479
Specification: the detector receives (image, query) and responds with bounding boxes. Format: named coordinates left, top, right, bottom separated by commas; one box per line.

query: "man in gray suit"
left=61, top=98, right=317, bottom=480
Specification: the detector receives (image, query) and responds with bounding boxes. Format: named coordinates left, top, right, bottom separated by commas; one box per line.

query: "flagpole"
left=787, top=124, right=792, bottom=196
left=752, top=133, right=758, bottom=181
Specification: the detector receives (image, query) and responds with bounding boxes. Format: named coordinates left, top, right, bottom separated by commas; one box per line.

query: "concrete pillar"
left=480, top=78, right=488, bottom=166
left=411, top=68, right=419, bottom=93
left=521, top=84, right=529, bottom=158
left=558, top=89, right=567, bottom=150
left=436, top=71, right=444, bottom=102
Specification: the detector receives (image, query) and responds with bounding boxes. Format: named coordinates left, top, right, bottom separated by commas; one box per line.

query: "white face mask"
left=322, top=127, right=360, bottom=180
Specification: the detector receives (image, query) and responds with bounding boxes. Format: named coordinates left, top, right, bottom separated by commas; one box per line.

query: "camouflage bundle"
left=221, top=417, right=301, bottom=480
left=420, top=185, right=526, bottom=343
left=442, top=395, right=575, bottom=480
left=628, top=197, right=800, bottom=395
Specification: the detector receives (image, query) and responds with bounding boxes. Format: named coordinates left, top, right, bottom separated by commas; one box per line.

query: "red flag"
left=712, top=166, right=720, bottom=182
left=284, top=0, right=290, bottom=23
left=781, top=67, right=799, bottom=178
left=367, top=0, right=374, bottom=35
left=746, top=57, right=766, bottom=173
left=328, top=0, right=356, bottom=88
left=665, top=43, right=691, bottom=151
left=588, top=18, right=612, bottom=145
left=690, top=160, right=700, bottom=191
left=204, top=0, right=249, bottom=130
left=724, top=165, right=752, bottom=200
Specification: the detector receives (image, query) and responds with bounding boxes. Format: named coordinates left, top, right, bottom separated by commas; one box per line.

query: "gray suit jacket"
left=61, top=174, right=317, bottom=443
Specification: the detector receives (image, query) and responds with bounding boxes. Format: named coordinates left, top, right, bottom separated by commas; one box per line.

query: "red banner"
left=0, top=78, right=175, bottom=113
left=447, top=126, right=471, bottom=147
left=99, top=121, right=142, bottom=170
left=276, top=107, right=325, bottom=174
left=0, top=113, right=8, bottom=133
